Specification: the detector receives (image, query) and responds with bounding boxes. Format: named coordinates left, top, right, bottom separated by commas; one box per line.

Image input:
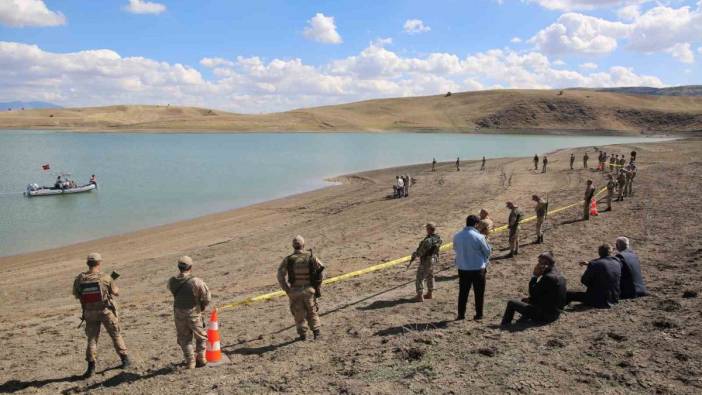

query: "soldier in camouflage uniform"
left=506, top=202, right=524, bottom=257
left=583, top=152, right=589, bottom=169
left=409, top=223, right=443, bottom=302
left=167, top=256, right=211, bottom=369
left=606, top=174, right=616, bottom=211
left=73, top=253, right=130, bottom=378
left=624, top=164, right=636, bottom=197
left=583, top=180, right=596, bottom=220
left=570, top=153, right=575, bottom=170
left=532, top=195, right=548, bottom=244
left=277, top=236, right=325, bottom=341
left=617, top=168, right=627, bottom=201
left=477, top=209, right=494, bottom=238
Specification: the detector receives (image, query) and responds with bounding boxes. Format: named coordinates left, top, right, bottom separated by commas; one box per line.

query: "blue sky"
left=0, top=0, right=700, bottom=112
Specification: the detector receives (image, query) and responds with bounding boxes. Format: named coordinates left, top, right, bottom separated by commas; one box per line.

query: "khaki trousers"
left=535, top=216, right=545, bottom=238
left=84, top=310, right=127, bottom=362
left=509, top=228, right=520, bottom=254
left=415, top=259, right=435, bottom=293
left=288, top=287, right=320, bottom=336
left=174, top=308, right=207, bottom=363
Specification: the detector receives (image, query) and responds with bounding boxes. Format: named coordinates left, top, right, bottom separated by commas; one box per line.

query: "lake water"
left=0, top=131, right=671, bottom=257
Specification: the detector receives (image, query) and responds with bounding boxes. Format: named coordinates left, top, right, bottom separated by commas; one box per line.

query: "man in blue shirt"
left=453, top=215, right=492, bottom=320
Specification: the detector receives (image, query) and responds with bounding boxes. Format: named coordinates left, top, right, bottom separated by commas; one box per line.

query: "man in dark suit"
left=615, top=237, right=649, bottom=299
left=566, top=244, right=621, bottom=308
left=501, top=251, right=567, bottom=327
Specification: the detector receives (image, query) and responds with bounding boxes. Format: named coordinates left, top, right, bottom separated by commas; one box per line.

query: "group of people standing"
left=393, top=174, right=411, bottom=198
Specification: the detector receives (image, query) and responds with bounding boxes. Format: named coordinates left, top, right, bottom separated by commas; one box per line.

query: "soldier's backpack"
left=77, top=274, right=109, bottom=311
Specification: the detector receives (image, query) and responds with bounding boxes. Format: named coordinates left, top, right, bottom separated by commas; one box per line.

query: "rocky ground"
left=0, top=138, right=700, bottom=394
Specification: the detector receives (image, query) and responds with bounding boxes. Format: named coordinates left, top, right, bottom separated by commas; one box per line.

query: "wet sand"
left=0, top=138, right=700, bottom=394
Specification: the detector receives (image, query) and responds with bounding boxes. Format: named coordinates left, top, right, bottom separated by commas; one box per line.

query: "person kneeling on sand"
left=566, top=244, right=621, bottom=308
left=501, top=252, right=567, bottom=327
left=614, top=237, right=649, bottom=299
left=168, top=256, right=211, bottom=369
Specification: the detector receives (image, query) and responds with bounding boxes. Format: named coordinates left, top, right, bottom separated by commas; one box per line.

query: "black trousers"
left=566, top=291, right=587, bottom=304
left=457, top=269, right=486, bottom=319
left=501, top=300, right=557, bottom=325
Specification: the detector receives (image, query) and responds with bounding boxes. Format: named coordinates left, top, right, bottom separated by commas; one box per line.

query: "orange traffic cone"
left=206, top=308, right=222, bottom=363
left=590, top=199, right=599, bottom=216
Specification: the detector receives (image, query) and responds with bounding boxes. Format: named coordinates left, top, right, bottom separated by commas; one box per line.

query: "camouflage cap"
left=177, top=255, right=193, bottom=270
left=86, top=252, right=102, bottom=263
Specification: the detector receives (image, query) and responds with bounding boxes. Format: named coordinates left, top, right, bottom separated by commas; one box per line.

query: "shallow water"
left=0, top=131, right=671, bottom=256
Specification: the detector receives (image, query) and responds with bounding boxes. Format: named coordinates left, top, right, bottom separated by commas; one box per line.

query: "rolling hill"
left=1, top=89, right=701, bottom=133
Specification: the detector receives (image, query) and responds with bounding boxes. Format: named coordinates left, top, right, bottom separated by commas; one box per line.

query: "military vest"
left=285, top=252, right=313, bottom=288
left=76, top=272, right=111, bottom=312
left=170, top=275, right=199, bottom=310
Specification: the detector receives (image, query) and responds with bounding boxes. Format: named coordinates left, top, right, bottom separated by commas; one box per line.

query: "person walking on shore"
left=453, top=215, right=491, bottom=321
left=532, top=195, right=548, bottom=244
left=477, top=209, right=493, bottom=238
left=583, top=152, right=589, bottom=169
left=168, top=256, right=211, bottom=369
left=541, top=156, right=548, bottom=173
left=456, top=157, right=460, bottom=171
left=73, top=253, right=130, bottom=378
left=409, top=223, right=442, bottom=302
left=533, top=154, right=539, bottom=171
left=583, top=180, right=596, bottom=220
left=570, top=153, right=575, bottom=170
left=432, top=158, right=436, bottom=172
left=481, top=156, right=486, bottom=171
left=506, top=201, right=524, bottom=257
left=277, top=236, right=325, bottom=340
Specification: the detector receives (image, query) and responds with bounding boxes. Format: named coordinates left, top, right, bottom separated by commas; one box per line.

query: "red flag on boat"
left=42, top=164, right=50, bottom=170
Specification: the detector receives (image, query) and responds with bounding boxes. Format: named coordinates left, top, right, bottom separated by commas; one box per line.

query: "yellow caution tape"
left=219, top=187, right=608, bottom=311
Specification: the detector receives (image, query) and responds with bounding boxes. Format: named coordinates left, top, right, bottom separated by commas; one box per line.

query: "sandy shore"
left=1, top=138, right=700, bottom=394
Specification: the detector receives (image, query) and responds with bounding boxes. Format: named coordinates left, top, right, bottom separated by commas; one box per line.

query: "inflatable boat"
left=25, top=183, right=96, bottom=197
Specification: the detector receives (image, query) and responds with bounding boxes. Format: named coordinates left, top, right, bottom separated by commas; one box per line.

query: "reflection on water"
left=0, top=131, right=671, bottom=256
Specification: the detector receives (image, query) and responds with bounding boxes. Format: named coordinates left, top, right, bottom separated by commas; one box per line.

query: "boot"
left=297, top=332, right=307, bottom=341
left=120, top=355, right=131, bottom=369
left=313, top=330, right=321, bottom=340
left=423, top=291, right=433, bottom=300
left=195, top=354, right=207, bottom=368
left=83, top=361, right=95, bottom=378
left=185, top=359, right=196, bottom=369
left=414, top=293, right=424, bottom=303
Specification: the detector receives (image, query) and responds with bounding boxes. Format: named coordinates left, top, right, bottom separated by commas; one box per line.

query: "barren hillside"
left=1, top=89, right=702, bottom=133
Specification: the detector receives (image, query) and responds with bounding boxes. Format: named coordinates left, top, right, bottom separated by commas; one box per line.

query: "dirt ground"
left=0, top=138, right=701, bottom=394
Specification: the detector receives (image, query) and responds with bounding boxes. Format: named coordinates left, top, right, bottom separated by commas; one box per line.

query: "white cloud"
left=580, top=62, right=598, bottom=69
left=617, top=4, right=640, bottom=21
left=698, top=46, right=702, bottom=55
left=529, top=12, right=631, bottom=54
left=530, top=3, right=702, bottom=61
left=553, top=59, right=566, bottom=66
left=403, top=19, right=431, bottom=34
left=0, top=0, right=65, bottom=27
left=526, top=0, right=645, bottom=11
left=124, top=0, right=166, bottom=15
left=511, top=37, right=523, bottom=43
left=0, top=41, right=664, bottom=114
left=666, top=43, right=695, bottom=64
left=303, top=13, right=342, bottom=44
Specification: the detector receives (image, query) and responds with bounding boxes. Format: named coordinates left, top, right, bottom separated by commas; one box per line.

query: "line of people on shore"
left=69, top=149, right=644, bottom=377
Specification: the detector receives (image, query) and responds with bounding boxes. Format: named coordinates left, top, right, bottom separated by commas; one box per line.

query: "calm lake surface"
left=0, top=131, right=671, bottom=256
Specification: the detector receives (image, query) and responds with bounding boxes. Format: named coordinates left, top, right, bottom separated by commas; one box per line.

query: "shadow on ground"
left=374, top=320, right=451, bottom=337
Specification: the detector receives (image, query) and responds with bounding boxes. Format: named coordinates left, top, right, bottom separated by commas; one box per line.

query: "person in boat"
left=89, top=175, right=97, bottom=186
left=54, top=176, right=63, bottom=189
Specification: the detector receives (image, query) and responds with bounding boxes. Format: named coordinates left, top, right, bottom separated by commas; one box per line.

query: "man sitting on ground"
left=614, top=237, right=648, bottom=299
left=566, top=244, right=621, bottom=308
left=501, top=251, right=567, bottom=327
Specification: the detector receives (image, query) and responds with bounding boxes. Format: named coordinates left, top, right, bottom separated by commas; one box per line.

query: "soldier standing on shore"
left=533, top=154, right=539, bottom=171
left=583, top=180, right=596, bottom=220
left=617, top=168, right=627, bottom=201
left=606, top=174, right=616, bottom=211
left=277, top=236, right=325, bottom=341
left=481, top=156, right=486, bottom=171
left=624, top=164, right=636, bottom=197
left=506, top=202, right=524, bottom=257
left=541, top=156, right=548, bottom=173
left=532, top=195, right=548, bottom=244
left=456, top=157, right=460, bottom=171
left=73, top=253, right=130, bottom=378
left=583, top=152, right=589, bottom=169
left=167, top=256, right=211, bottom=369
left=409, top=223, right=443, bottom=302
left=570, top=153, right=575, bottom=170
left=609, top=154, right=616, bottom=172
left=403, top=174, right=410, bottom=197
left=432, top=158, right=437, bottom=172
